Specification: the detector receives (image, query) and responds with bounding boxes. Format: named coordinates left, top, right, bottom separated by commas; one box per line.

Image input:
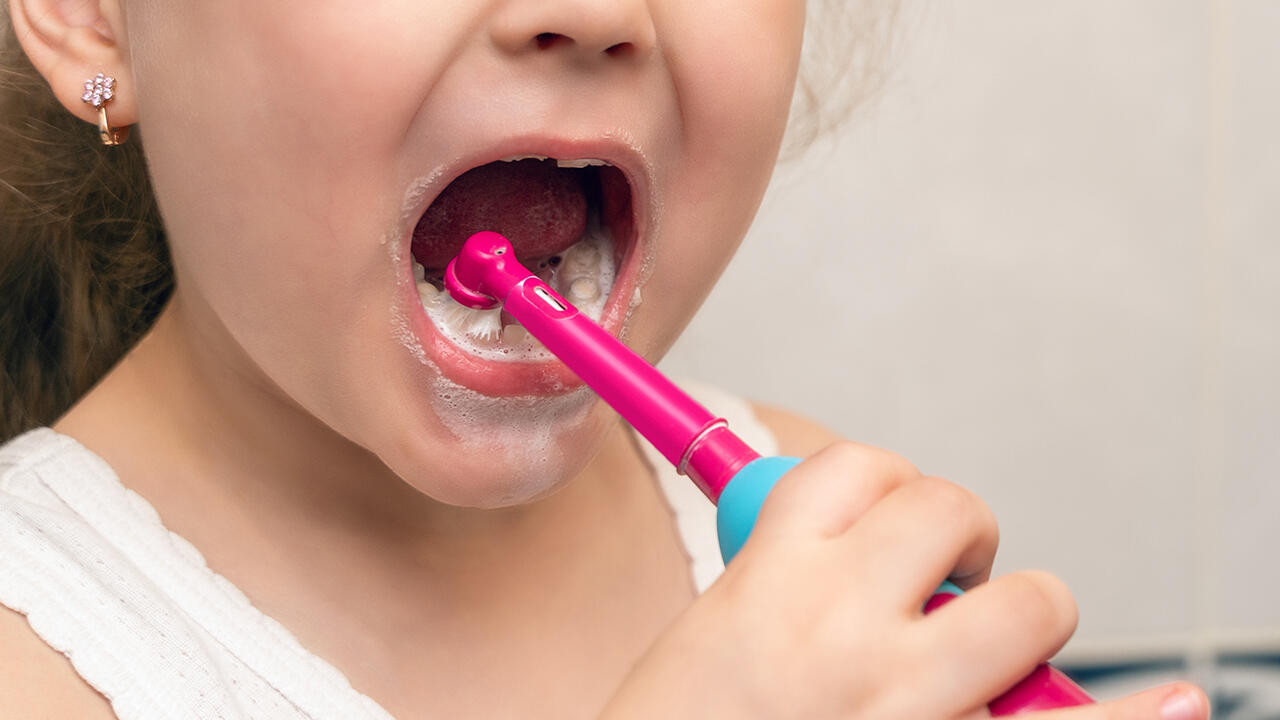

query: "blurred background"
left=663, top=1, right=1280, bottom=715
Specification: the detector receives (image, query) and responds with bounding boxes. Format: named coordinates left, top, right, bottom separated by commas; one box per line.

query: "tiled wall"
left=664, top=0, right=1278, bottom=682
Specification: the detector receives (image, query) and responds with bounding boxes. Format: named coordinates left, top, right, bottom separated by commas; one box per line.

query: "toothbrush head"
left=444, top=231, right=531, bottom=310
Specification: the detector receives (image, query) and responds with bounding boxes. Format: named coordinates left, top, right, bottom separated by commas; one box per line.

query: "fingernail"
left=1160, top=690, right=1203, bottom=720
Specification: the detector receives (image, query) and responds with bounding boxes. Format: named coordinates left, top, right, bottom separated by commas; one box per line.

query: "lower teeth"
left=415, top=224, right=615, bottom=361
left=501, top=324, right=530, bottom=346
left=568, top=277, right=599, bottom=302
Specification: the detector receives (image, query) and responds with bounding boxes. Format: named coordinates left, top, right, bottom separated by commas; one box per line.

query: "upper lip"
left=399, top=134, right=651, bottom=258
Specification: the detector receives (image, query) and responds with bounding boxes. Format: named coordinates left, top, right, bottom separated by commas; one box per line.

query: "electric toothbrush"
left=445, top=230, right=1093, bottom=714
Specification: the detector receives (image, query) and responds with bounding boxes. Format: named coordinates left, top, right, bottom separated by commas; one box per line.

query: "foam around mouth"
left=416, top=217, right=616, bottom=362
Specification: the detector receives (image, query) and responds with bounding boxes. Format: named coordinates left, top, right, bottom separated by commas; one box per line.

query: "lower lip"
left=403, top=234, right=641, bottom=397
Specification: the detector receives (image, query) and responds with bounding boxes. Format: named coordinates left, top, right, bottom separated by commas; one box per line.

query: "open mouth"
left=405, top=152, right=641, bottom=395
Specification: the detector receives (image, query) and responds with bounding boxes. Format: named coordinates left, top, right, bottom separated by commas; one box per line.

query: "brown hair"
left=786, top=1, right=901, bottom=157
left=0, top=17, right=171, bottom=443
left=0, top=2, right=895, bottom=444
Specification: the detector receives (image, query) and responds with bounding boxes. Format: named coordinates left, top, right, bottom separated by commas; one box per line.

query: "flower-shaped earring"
left=81, top=73, right=130, bottom=145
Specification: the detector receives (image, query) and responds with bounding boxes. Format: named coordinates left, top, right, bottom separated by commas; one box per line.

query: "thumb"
left=1025, top=683, right=1209, bottom=720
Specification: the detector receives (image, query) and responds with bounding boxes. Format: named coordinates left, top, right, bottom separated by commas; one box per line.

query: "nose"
left=489, top=0, right=656, bottom=61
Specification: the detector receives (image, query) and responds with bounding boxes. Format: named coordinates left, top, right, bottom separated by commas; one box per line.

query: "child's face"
left=130, top=1, right=805, bottom=506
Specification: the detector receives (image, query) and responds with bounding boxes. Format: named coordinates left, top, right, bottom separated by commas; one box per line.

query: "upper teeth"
left=554, top=158, right=607, bottom=168
left=496, top=154, right=608, bottom=169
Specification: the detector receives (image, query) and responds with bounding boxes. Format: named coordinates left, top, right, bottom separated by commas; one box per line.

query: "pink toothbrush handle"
left=445, top=232, right=757, bottom=498
left=925, top=591, right=1093, bottom=713
left=505, top=275, right=756, bottom=496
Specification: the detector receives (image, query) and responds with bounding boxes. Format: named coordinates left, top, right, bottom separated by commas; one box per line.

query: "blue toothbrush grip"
left=716, top=456, right=803, bottom=563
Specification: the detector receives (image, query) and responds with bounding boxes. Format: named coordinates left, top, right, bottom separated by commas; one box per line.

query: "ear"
left=8, top=0, right=136, bottom=127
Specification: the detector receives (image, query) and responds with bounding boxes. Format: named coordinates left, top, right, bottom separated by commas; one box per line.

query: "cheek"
left=674, top=0, right=806, bottom=161
left=128, top=0, right=468, bottom=281
left=128, top=0, right=447, bottom=394
left=130, top=2, right=415, bottom=326
left=634, top=1, right=805, bottom=356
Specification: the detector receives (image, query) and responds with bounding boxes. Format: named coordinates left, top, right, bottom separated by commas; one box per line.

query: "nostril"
left=531, top=33, right=637, bottom=57
left=535, top=32, right=568, bottom=50
left=604, top=42, right=634, bottom=57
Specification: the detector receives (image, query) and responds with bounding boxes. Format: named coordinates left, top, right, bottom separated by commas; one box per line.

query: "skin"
left=4, top=0, right=1209, bottom=718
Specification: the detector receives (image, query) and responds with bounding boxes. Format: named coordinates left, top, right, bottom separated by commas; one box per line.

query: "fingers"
left=748, top=441, right=999, bottom=607
left=910, top=570, right=1079, bottom=710
left=751, top=441, right=922, bottom=542
left=841, top=475, right=1001, bottom=605
left=1026, top=682, right=1209, bottom=720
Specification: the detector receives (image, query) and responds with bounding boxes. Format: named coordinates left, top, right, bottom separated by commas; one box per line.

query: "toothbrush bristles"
left=442, top=301, right=503, bottom=342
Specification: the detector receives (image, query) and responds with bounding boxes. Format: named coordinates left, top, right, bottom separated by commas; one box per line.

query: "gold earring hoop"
left=81, top=73, right=130, bottom=146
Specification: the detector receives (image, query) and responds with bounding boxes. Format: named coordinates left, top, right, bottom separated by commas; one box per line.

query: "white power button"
left=533, top=285, right=566, bottom=311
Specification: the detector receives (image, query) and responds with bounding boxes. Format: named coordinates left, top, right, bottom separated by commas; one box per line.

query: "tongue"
left=411, top=159, right=588, bottom=271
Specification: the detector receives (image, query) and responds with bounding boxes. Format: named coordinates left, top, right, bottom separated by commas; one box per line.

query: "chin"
left=378, top=384, right=611, bottom=509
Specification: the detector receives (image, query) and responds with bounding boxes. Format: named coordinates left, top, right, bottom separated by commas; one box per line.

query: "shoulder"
left=748, top=402, right=843, bottom=458
left=0, top=429, right=126, bottom=718
left=0, top=604, right=118, bottom=719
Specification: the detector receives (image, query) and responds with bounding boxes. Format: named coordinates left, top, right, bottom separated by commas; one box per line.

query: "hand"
left=601, top=442, right=1208, bottom=719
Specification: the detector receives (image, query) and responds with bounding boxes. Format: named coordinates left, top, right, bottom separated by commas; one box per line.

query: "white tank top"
left=0, top=383, right=778, bottom=720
